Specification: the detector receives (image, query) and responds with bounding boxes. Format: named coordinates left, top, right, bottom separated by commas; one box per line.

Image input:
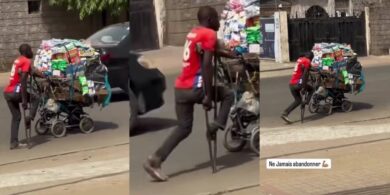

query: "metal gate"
left=288, top=15, right=367, bottom=61
left=129, top=0, right=159, bottom=51
left=260, top=17, right=275, bottom=59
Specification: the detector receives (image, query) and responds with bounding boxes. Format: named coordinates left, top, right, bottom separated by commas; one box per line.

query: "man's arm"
left=302, top=66, right=310, bottom=90
left=215, top=40, right=238, bottom=59
left=216, top=49, right=238, bottom=59
left=31, top=67, right=45, bottom=78
left=201, top=51, right=214, bottom=98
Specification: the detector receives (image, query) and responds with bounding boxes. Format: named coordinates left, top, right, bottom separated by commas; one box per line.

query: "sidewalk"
left=140, top=46, right=390, bottom=76
left=260, top=131, right=390, bottom=194
left=260, top=55, right=390, bottom=72
left=0, top=144, right=129, bottom=195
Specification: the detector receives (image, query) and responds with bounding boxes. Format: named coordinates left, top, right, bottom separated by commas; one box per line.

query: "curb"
left=260, top=67, right=293, bottom=72
left=197, top=184, right=259, bottom=195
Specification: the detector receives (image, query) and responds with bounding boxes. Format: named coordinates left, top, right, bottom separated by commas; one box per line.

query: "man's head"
left=302, top=51, right=314, bottom=61
left=19, top=44, right=33, bottom=59
left=197, top=6, right=220, bottom=31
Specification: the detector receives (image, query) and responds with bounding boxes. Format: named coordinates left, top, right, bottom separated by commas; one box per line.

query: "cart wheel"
left=79, top=117, right=95, bottom=134
left=223, top=125, right=246, bottom=152
left=51, top=120, right=67, bottom=138
left=249, top=126, right=259, bottom=156
left=35, top=118, right=49, bottom=135
left=308, top=98, right=319, bottom=114
left=326, top=104, right=333, bottom=115
left=341, top=100, right=353, bottom=113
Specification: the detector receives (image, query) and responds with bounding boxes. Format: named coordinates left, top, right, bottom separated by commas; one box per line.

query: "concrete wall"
left=164, top=0, right=227, bottom=46
left=0, top=0, right=126, bottom=71
left=368, top=1, right=390, bottom=55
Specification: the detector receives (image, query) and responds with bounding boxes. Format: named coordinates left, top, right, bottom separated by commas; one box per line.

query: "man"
left=143, top=6, right=236, bottom=181
left=4, top=44, right=42, bottom=149
left=281, top=51, right=314, bottom=124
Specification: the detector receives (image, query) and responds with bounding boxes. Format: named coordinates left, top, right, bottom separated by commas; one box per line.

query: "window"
left=28, top=0, right=41, bottom=14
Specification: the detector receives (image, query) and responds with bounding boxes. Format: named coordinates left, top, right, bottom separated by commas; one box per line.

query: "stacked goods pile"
left=34, top=39, right=111, bottom=106
left=311, top=43, right=365, bottom=94
left=220, top=0, right=260, bottom=54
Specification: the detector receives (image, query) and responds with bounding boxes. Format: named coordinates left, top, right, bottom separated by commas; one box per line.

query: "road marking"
left=261, top=124, right=390, bottom=146
left=0, top=157, right=129, bottom=188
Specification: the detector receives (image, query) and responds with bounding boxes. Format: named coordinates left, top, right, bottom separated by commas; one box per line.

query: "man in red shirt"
left=4, top=44, right=41, bottom=149
left=143, top=6, right=237, bottom=181
left=281, top=51, right=314, bottom=123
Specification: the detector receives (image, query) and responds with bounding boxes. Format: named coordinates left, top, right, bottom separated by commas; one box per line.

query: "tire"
left=79, top=116, right=95, bottom=134
left=129, top=86, right=138, bottom=135
left=249, top=126, right=259, bottom=156
left=35, top=118, right=49, bottom=135
left=308, top=95, right=319, bottom=114
left=51, top=120, right=67, bottom=138
left=341, top=100, right=353, bottom=113
left=223, top=125, right=247, bottom=152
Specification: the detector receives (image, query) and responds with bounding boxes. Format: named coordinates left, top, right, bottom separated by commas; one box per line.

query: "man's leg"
left=28, top=93, right=40, bottom=121
left=155, top=102, right=194, bottom=162
left=282, top=85, right=302, bottom=123
left=211, top=86, right=234, bottom=132
left=144, top=89, right=196, bottom=181
left=4, top=93, right=23, bottom=148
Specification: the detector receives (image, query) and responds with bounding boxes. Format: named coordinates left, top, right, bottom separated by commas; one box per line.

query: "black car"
left=86, top=22, right=166, bottom=133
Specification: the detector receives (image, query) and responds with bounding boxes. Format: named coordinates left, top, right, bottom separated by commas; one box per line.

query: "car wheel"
left=129, top=85, right=138, bottom=135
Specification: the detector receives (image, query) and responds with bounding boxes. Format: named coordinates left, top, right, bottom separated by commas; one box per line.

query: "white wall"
left=154, top=0, right=166, bottom=48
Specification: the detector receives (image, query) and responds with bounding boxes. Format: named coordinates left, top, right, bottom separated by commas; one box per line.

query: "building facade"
left=0, top=0, right=126, bottom=71
left=164, top=0, right=227, bottom=46
left=368, top=0, right=390, bottom=55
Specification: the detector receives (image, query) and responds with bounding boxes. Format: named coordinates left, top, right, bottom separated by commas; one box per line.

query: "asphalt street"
left=130, top=74, right=259, bottom=195
left=0, top=89, right=129, bottom=165
left=260, top=65, right=390, bottom=128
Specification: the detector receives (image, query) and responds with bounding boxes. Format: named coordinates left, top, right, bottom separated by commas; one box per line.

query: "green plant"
left=49, top=0, right=129, bottom=19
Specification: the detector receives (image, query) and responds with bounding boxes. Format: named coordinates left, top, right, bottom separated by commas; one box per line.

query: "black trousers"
left=283, top=84, right=314, bottom=115
left=4, top=92, right=39, bottom=144
left=283, top=84, right=302, bottom=115
left=155, top=86, right=234, bottom=162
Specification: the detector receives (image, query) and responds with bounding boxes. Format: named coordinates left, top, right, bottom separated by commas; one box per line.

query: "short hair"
left=197, top=6, right=218, bottom=23
left=19, top=44, right=32, bottom=56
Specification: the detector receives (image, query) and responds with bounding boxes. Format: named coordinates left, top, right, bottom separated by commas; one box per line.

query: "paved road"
left=0, top=89, right=129, bottom=165
left=260, top=65, right=390, bottom=128
left=130, top=74, right=259, bottom=195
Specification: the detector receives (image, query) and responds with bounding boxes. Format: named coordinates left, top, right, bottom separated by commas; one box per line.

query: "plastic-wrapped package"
left=244, top=4, right=260, bottom=18
left=243, top=0, right=259, bottom=7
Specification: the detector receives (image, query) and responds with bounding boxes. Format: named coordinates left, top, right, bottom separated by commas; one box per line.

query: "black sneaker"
left=281, top=115, right=293, bottom=124
left=143, top=155, right=168, bottom=182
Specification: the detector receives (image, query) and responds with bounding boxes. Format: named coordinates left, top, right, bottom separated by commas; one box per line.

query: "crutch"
left=204, top=55, right=219, bottom=174
left=21, top=106, right=32, bottom=149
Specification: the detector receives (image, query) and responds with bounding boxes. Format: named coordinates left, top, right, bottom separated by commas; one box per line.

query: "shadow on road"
left=66, top=121, right=119, bottom=135
left=167, top=150, right=257, bottom=179
left=20, top=135, right=51, bottom=149
left=289, top=102, right=374, bottom=125
left=350, top=102, right=374, bottom=111
left=131, top=117, right=178, bottom=136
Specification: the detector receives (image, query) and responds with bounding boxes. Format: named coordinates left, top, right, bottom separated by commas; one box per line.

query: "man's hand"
left=202, top=95, right=212, bottom=111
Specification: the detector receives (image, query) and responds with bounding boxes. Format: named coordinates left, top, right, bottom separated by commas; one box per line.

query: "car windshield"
left=87, top=24, right=129, bottom=46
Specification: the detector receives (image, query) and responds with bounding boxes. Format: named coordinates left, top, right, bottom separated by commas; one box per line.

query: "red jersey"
left=4, top=56, right=31, bottom=93
left=290, top=57, right=311, bottom=85
left=175, top=26, right=217, bottom=89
